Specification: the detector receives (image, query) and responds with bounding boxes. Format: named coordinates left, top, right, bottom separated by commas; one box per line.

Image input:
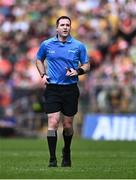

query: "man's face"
left=56, top=18, right=71, bottom=38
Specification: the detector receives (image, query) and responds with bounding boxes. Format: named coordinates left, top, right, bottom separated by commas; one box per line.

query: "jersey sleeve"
left=36, top=42, right=46, bottom=61
left=79, top=43, right=89, bottom=64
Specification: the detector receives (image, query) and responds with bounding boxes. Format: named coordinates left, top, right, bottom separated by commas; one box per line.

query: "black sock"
left=47, top=130, right=57, bottom=160
left=63, top=129, right=73, bottom=153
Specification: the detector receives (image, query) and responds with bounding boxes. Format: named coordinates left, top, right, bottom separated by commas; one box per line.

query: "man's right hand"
left=42, top=74, right=50, bottom=84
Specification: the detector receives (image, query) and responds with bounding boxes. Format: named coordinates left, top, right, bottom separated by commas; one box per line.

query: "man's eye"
left=60, top=24, right=70, bottom=27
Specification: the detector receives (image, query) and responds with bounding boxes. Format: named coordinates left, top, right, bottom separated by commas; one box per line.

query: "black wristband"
left=41, top=73, right=46, bottom=78
left=77, top=68, right=85, bottom=75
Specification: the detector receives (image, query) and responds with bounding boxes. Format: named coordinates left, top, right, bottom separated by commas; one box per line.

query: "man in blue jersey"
left=36, top=16, right=90, bottom=167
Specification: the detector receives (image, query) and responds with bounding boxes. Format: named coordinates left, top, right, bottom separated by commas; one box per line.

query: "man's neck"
left=57, top=35, right=68, bottom=42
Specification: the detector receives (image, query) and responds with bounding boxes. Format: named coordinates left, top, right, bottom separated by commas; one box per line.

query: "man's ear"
left=56, top=27, right=58, bottom=33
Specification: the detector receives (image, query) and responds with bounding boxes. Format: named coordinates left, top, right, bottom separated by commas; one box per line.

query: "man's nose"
left=64, top=25, right=68, bottom=28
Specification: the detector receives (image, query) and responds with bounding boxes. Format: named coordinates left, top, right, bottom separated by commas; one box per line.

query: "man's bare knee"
left=48, top=112, right=60, bottom=130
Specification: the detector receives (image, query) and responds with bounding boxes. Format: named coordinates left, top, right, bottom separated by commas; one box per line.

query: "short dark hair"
left=56, top=16, right=71, bottom=27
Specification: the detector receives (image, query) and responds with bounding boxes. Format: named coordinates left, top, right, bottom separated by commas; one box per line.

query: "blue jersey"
left=36, top=35, right=88, bottom=85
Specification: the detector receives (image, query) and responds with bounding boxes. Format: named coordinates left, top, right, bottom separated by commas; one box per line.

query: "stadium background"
left=0, top=0, right=136, bottom=139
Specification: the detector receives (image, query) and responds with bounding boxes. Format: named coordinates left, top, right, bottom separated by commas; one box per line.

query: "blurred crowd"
left=0, top=0, right=136, bottom=130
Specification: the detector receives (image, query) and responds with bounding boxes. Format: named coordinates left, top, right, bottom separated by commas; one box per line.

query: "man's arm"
left=36, top=59, right=46, bottom=78
left=66, top=62, right=90, bottom=76
left=78, top=62, right=90, bottom=74
left=36, top=59, right=49, bottom=83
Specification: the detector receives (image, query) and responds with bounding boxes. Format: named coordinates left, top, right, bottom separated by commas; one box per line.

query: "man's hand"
left=66, top=68, right=78, bottom=76
left=42, top=74, right=50, bottom=84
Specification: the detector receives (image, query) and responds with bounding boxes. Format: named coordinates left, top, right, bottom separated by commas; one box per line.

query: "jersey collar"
left=53, top=35, right=72, bottom=43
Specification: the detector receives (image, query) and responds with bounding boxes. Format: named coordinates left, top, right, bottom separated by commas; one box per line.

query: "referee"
left=36, top=16, right=90, bottom=167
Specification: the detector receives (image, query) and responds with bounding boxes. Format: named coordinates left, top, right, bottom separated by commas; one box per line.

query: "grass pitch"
left=0, top=138, right=136, bottom=179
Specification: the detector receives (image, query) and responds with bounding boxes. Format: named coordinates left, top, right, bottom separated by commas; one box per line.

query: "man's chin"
left=62, top=33, right=69, bottom=37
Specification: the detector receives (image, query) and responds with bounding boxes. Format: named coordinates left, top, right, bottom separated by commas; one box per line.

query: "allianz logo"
left=47, top=50, right=55, bottom=53
left=92, top=116, right=136, bottom=140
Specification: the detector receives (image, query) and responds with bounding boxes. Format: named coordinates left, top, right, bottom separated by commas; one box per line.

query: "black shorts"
left=43, top=83, right=80, bottom=116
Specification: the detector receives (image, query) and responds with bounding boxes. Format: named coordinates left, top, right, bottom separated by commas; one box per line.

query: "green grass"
left=0, top=138, right=136, bottom=179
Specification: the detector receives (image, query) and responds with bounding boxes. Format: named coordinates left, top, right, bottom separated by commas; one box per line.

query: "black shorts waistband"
left=46, top=83, right=77, bottom=89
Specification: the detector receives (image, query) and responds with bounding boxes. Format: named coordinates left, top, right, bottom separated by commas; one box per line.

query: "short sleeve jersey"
left=36, top=35, right=88, bottom=85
